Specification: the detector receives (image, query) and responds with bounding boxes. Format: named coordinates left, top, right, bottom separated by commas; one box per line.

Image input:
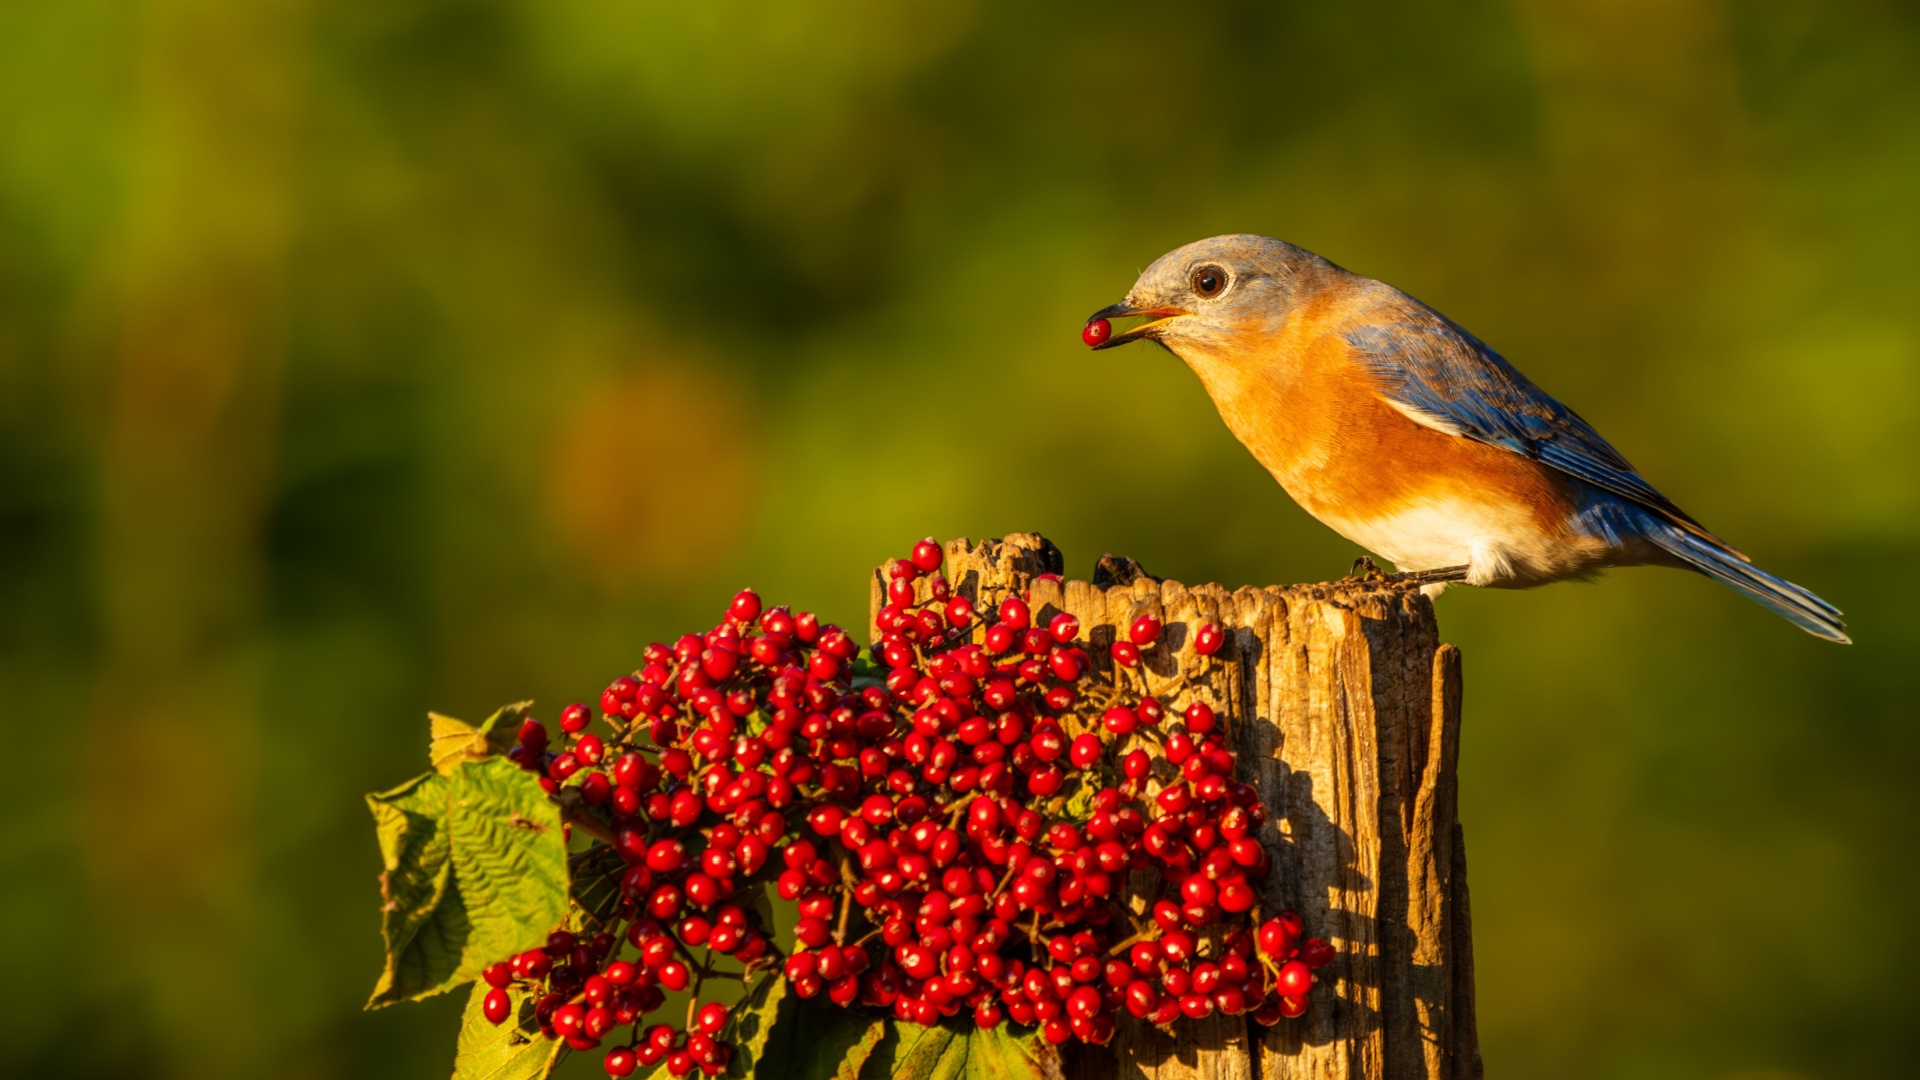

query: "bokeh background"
left=3, top=1, right=1917, bottom=1077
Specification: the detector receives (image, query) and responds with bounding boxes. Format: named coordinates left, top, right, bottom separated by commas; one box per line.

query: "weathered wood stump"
left=874, top=535, right=1480, bottom=1080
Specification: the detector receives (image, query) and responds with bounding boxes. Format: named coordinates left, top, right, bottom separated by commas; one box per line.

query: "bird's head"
left=1087, top=234, right=1317, bottom=358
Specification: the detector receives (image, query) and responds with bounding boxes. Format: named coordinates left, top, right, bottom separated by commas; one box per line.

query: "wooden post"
left=874, top=534, right=1481, bottom=1080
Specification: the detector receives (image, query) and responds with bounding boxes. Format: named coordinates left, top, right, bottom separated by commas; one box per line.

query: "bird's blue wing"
left=1341, top=290, right=1721, bottom=543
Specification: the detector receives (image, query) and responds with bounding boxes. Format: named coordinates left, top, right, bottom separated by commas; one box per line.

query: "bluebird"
left=1088, top=234, right=1847, bottom=643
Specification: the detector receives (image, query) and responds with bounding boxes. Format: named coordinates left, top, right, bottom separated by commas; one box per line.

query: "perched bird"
left=1087, top=234, right=1847, bottom=643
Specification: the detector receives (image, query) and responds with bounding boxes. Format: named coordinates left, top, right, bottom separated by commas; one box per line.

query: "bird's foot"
left=1348, top=556, right=1388, bottom=580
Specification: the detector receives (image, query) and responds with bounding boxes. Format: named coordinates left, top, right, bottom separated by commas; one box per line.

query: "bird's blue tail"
left=1641, top=520, right=1849, bottom=643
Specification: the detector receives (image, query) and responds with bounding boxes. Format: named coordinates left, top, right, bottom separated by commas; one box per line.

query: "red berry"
left=553, top=1003, right=587, bottom=1037
left=1027, top=765, right=1065, bottom=797
left=517, top=718, right=550, bottom=751
left=1193, top=622, right=1225, bottom=656
left=604, top=1046, right=638, bottom=1078
left=1048, top=612, right=1079, bottom=643
left=1272, top=909, right=1305, bottom=941
left=559, top=703, right=592, bottom=734
left=1156, top=782, right=1193, bottom=814
left=646, top=839, right=686, bottom=873
left=984, top=624, right=1014, bottom=654
left=684, top=873, right=721, bottom=908
left=1048, top=648, right=1086, bottom=682
left=1276, top=959, right=1314, bottom=998
left=1302, top=937, right=1337, bottom=969
left=1165, top=732, right=1194, bottom=765
left=911, top=539, right=943, bottom=573
left=1184, top=702, right=1217, bottom=734
left=796, top=917, right=831, bottom=949
left=1082, top=319, right=1112, bottom=347
left=700, top=645, right=739, bottom=681
left=658, top=960, right=691, bottom=991
left=946, top=596, right=974, bottom=629
left=729, top=589, right=762, bottom=623
left=483, top=987, right=512, bottom=1025
left=584, top=974, right=614, bottom=1006
left=1068, top=733, right=1103, bottom=770
left=575, top=733, right=605, bottom=765
left=998, top=597, right=1031, bottom=631
left=1217, top=878, right=1256, bottom=913
left=1129, top=613, right=1161, bottom=645
left=1181, top=876, right=1216, bottom=908
left=695, top=1002, right=728, bottom=1036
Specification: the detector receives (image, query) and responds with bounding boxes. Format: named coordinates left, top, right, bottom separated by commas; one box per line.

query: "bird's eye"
left=1190, top=265, right=1228, bottom=298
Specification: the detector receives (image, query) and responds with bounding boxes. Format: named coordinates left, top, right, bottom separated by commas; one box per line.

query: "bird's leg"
left=1344, top=558, right=1471, bottom=587
left=1391, top=564, right=1471, bottom=585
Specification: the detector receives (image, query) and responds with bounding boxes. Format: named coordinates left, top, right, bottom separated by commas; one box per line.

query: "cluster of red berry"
left=480, top=539, right=1333, bottom=1077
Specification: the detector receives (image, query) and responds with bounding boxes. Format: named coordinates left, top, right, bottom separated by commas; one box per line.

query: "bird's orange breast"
left=1172, top=290, right=1583, bottom=569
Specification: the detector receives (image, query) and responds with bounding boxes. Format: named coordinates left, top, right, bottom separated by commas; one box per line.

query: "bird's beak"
left=1085, top=301, right=1192, bottom=350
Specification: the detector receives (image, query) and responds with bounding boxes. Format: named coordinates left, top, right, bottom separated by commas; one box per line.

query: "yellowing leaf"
left=450, top=980, right=567, bottom=1080
left=430, top=701, right=535, bottom=776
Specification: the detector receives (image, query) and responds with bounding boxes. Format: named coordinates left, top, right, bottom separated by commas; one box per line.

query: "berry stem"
left=685, top=949, right=711, bottom=1030
left=1106, top=929, right=1151, bottom=957
left=834, top=883, right=853, bottom=947
left=553, top=792, right=620, bottom=847
left=991, top=863, right=1018, bottom=896
left=833, top=849, right=857, bottom=945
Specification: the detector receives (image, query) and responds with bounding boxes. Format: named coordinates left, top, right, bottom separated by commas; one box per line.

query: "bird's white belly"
left=1313, top=495, right=1564, bottom=586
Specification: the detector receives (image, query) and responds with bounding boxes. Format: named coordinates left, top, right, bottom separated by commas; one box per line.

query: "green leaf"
left=450, top=979, right=567, bottom=1080
left=1061, top=782, right=1099, bottom=823
left=569, top=844, right=628, bottom=924
left=722, top=970, right=788, bottom=1078
left=366, top=756, right=569, bottom=1007
left=849, top=657, right=886, bottom=690
left=863, top=1020, right=1063, bottom=1080
left=430, top=701, right=534, bottom=776
left=759, top=994, right=887, bottom=1080
left=744, top=880, right=777, bottom=940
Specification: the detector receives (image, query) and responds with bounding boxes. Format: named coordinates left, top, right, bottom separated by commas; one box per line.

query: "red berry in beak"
left=1082, top=319, right=1111, bottom=347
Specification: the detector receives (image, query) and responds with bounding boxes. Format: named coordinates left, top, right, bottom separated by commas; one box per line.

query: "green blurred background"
left=3, top=1, right=1916, bottom=1077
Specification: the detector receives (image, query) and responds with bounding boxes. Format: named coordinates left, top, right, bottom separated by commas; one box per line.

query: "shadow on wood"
left=874, top=534, right=1481, bottom=1080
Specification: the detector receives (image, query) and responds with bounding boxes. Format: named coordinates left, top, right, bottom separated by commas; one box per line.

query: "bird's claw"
left=1348, top=556, right=1387, bottom=580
